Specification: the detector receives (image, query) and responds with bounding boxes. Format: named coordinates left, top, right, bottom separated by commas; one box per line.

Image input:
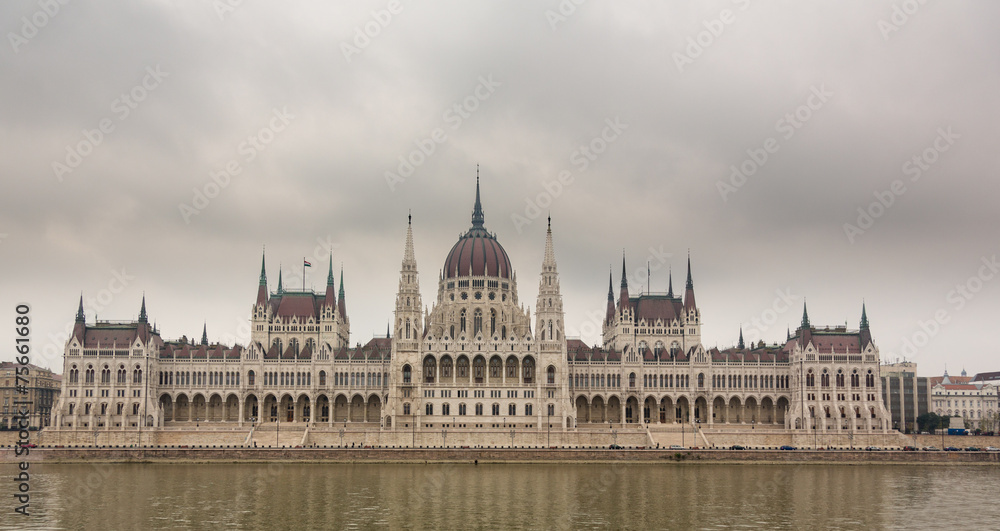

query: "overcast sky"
left=2, top=1, right=998, bottom=378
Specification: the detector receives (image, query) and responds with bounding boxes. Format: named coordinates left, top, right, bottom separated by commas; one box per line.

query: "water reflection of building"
left=50, top=178, right=893, bottom=437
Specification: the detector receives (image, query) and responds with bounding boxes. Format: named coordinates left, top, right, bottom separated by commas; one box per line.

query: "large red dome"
left=443, top=229, right=512, bottom=279
left=442, top=175, right=512, bottom=279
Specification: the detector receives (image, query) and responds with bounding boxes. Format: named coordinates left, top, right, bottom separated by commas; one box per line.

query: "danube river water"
left=4, top=462, right=999, bottom=530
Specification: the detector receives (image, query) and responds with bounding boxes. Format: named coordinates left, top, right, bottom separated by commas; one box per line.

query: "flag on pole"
left=304, top=260, right=312, bottom=267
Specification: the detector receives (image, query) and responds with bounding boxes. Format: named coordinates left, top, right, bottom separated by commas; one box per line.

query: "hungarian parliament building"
left=51, top=180, right=892, bottom=438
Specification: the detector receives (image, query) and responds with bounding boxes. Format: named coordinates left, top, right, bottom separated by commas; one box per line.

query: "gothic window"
left=506, top=357, right=518, bottom=379
left=489, top=357, right=502, bottom=378
left=459, top=403, right=467, bottom=415
left=402, top=365, right=412, bottom=384
left=523, top=357, right=535, bottom=384
left=442, top=403, right=450, bottom=416
left=474, top=309, right=483, bottom=336
left=117, top=367, right=126, bottom=384
left=101, top=366, right=111, bottom=385
left=425, top=403, right=433, bottom=416
left=460, top=310, right=467, bottom=333
left=457, top=357, right=469, bottom=378
left=492, top=403, right=500, bottom=416
left=474, top=357, right=486, bottom=382
left=406, top=318, right=411, bottom=339
left=509, top=403, right=516, bottom=416
left=476, top=403, right=483, bottom=415
left=490, top=309, right=496, bottom=336
left=403, top=403, right=410, bottom=415
left=424, top=357, right=436, bottom=384
left=806, top=370, right=815, bottom=387
left=547, top=404, right=555, bottom=416
left=441, top=356, right=453, bottom=379
left=547, top=365, right=555, bottom=385
left=629, top=373, right=636, bottom=388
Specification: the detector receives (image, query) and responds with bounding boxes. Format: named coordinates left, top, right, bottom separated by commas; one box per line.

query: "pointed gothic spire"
left=685, top=252, right=693, bottom=290
left=76, top=294, right=85, bottom=323
left=323, top=252, right=336, bottom=309
left=542, top=214, right=556, bottom=269
left=138, top=294, right=147, bottom=323
left=259, top=250, right=267, bottom=286
left=801, top=299, right=810, bottom=329
left=860, top=302, right=869, bottom=331
left=257, top=249, right=269, bottom=306
left=683, top=252, right=697, bottom=311
left=620, top=250, right=628, bottom=289
left=338, top=266, right=347, bottom=319
left=787, top=327, right=792, bottom=341
left=403, top=212, right=416, bottom=266
left=738, top=327, right=745, bottom=349
left=201, top=323, right=208, bottom=346
left=607, top=268, right=613, bottom=299
left=386, top=321, right=390, bottom=339
left=471, top=166, right=485, bottom=229
left=667, top=267, right=674, bottom=298
left=277, top=267, right=284, bottom=294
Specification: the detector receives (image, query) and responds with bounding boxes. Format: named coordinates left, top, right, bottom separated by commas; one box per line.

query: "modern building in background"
left=1, top=362, right=60, bottom=430
left=880, top=362, right=929, bottom=433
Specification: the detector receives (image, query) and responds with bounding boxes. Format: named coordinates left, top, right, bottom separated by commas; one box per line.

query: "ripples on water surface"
left=3, top=462, right=999, bottom=530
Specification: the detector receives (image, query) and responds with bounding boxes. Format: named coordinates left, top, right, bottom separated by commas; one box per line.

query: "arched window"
left=547, top=365, right=555, bottom=385
left=441, top=356, right=453, bottom=379
left=475, top=403, right=483, bottom=415
left=403, top=403, right=411, bottom=415
left=460, top=310, right=467, bottom=333
left=490, top=309, right=496, bottom=336
left=423, top=357, right=436, bottom=383
left=548, top=320, right=553, bottom=341
left=402, top=364, right=411, bottom=384
left=457, top=357, right=469, bottom=379
left=474, top=309, right=483, bottom=336
left=425, top=403, right=433, bottom=415
left=698, top=373, right=704, bottom=388
left=508, top=403, right=516, bottom=416
left=629, top=373, right=636, bottom=388
left=405, top=318, right=411, bottom=339
left=506, top=357, right=518, bottom=379
left=474, top=357, right=486, bottom=383
left=523, top=357, right=535, bottom=384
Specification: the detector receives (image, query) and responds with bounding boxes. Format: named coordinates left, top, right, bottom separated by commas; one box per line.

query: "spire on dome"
left=76, top=294, right=85, bottom=324
left=801, top=299, right=810, bottom=329
left=738, top=327, right=745, bottom=349
left=138, top=295, right=147, bottom=323
left=471, top=166, right=484, bottom=229
left=201, top=323, right=208, bottom=346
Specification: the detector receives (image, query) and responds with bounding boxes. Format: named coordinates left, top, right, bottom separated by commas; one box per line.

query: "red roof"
left=443, top=229, right=512, bottom=279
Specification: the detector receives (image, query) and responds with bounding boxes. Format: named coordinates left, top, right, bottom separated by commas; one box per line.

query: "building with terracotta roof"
left=931, top=369, right=998, bottom=430
left=49, top=177, right=893, bottom=440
